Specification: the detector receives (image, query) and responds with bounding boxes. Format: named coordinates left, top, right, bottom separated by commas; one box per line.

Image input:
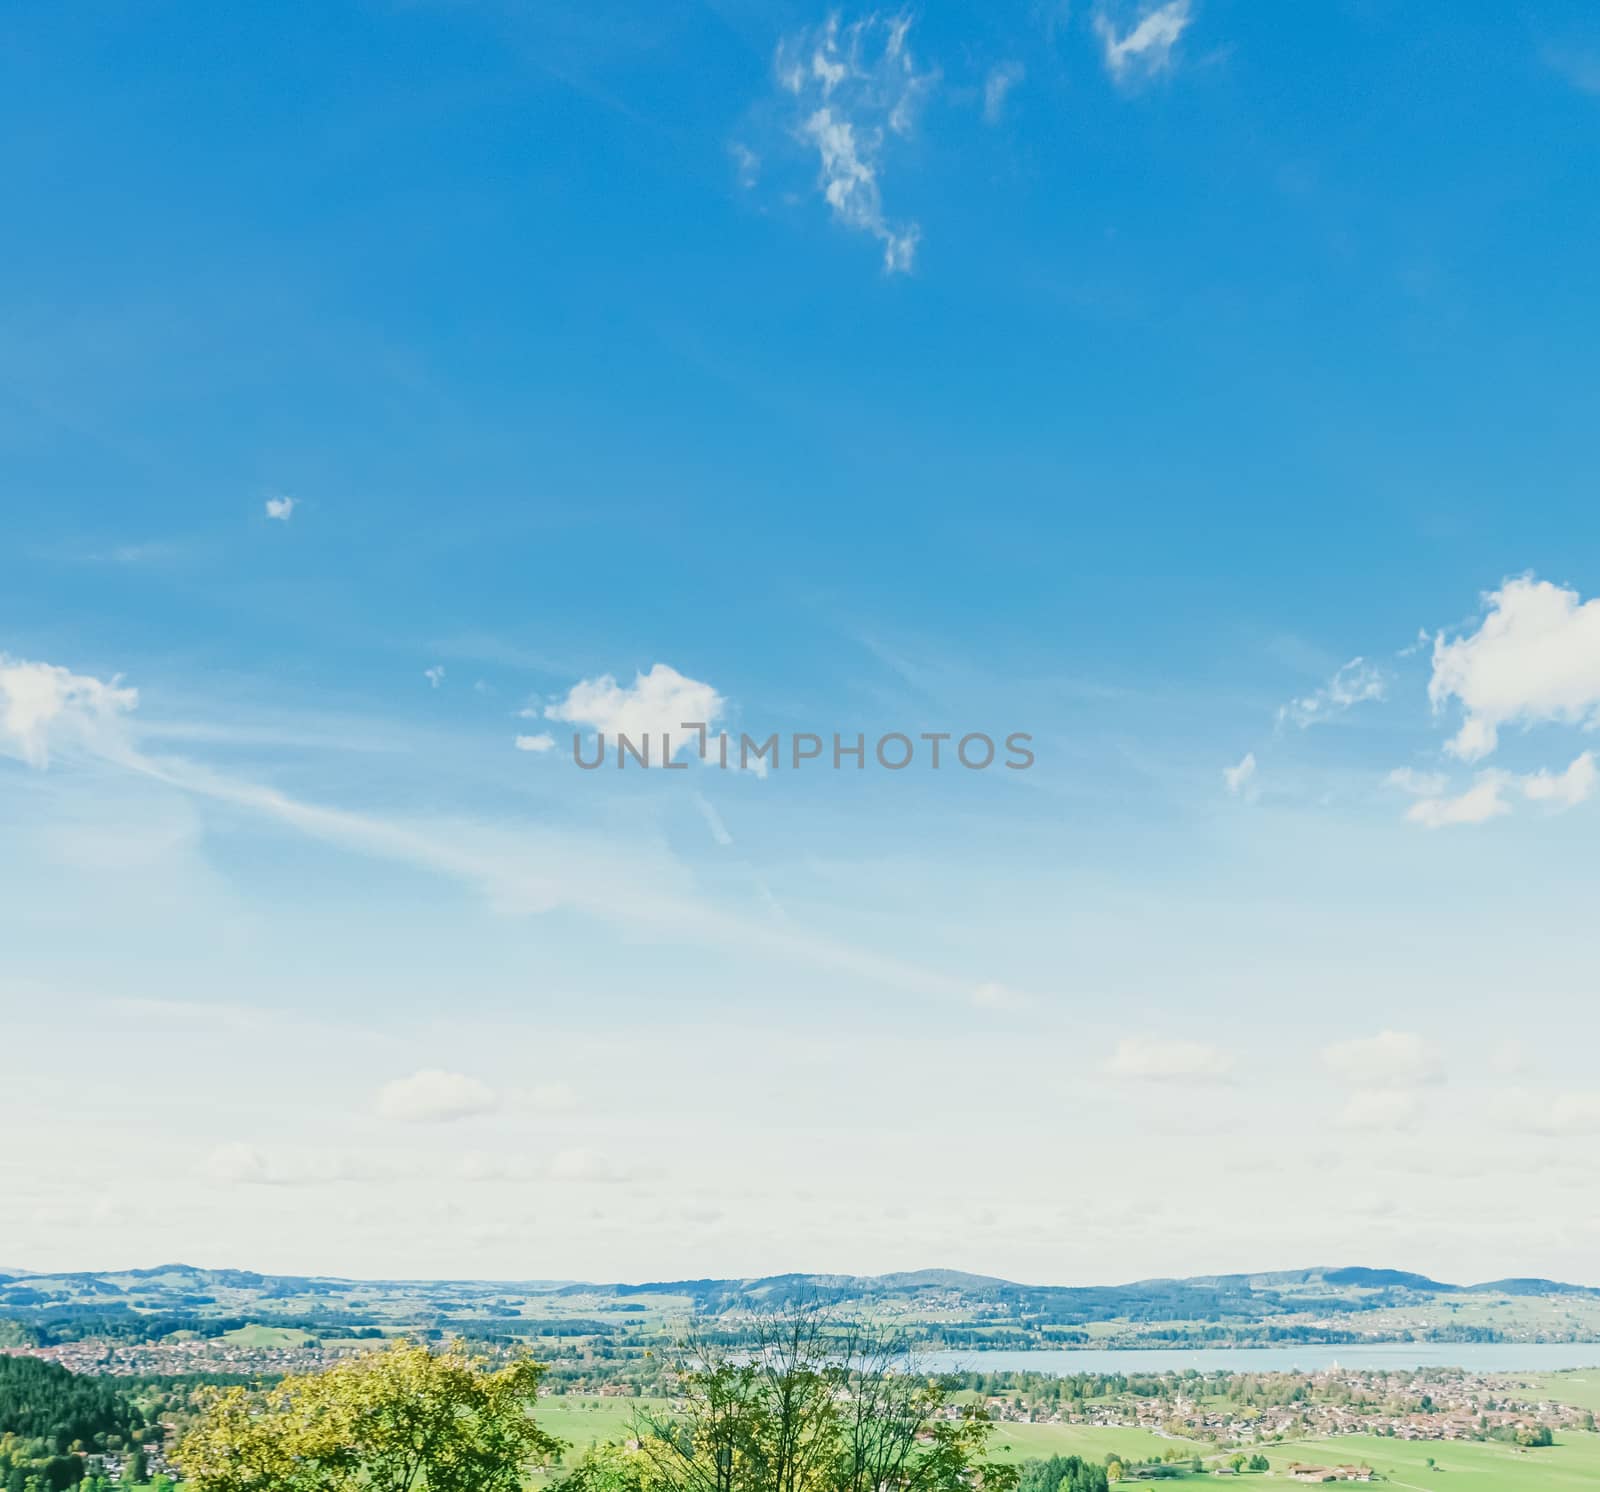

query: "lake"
left=919, top=1343, right=1600, bottom=1374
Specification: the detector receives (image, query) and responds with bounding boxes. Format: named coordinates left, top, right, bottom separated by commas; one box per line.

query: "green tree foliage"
left=563, top=1307, right=1017, bottom=1492
left=1018, top=1454, right=1110, bottom=1492
left=176, top=1338, right=563, bottom=1492
left=0, top=1357, right=145, bottom=1450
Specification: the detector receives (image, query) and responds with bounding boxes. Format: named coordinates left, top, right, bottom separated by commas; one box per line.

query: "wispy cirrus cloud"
left=1278, top=657, right=1387, bottom=729
left=1222, top=751, right=1256, bottom=795
left=983, top=61, right=1025, bottom=124
left=1541, top=43, right=1600, bottom=95
left=1094, top=1, right=1193, bottom=86
left=775, top=13, right=935, bottom=273
left=2, top=649, right=982, bottom=1004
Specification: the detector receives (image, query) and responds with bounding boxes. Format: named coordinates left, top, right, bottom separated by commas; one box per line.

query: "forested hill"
left=0, top=1355, right=145, bottom=1444
left=4, top=1261, right=1598, bottom=1349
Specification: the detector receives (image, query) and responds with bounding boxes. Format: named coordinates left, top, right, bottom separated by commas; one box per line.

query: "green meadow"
left=1266, top=1432, right=1600, bottom=1491
left=537, top=1397, right=667, bottom=1460
left=982, top=1422, right=1207, bottom=1465
left=1523, top=1371, right=1600, bottom=1413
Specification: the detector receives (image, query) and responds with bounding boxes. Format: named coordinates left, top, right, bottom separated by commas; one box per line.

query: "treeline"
left=1019, top=1456, right=1110, bottom=1492
left=0, top=1308, right=384, bottom=1347
left=0, top=1359, right=146, bottom=1449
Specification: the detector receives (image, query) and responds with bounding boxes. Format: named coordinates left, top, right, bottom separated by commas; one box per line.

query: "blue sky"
left=5, top=0, right=1600, bottom=1284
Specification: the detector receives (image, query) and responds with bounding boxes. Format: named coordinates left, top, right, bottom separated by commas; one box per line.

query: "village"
left=957, top=1366, right=1595, bottom=1449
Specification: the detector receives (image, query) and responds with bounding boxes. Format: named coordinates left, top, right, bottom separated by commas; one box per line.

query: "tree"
left=602, top=1305, right=1017, bottom=1492
left=1227, top=1454, right=1246, bottom=1473
left=177, top=1338, right=563, bottom=1492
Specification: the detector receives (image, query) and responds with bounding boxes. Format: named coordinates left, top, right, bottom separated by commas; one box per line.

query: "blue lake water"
left=919, top=1344, right=1600, bottom=1375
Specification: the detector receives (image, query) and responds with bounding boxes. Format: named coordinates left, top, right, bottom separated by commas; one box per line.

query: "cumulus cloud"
left=1507, top=1090, right=1600, bottom=1136
left=983, top=61, right=1025, bottom=123
left=201, top=1143, right=395, bottom=1187
left=1322, top=1030, right=1442, bottom=1088
left=514, top=732, right=556, bottom=754
left=0, top=654, right=138, bottom=767
left=1094, top=0, right=1193, bottom=85
left=375, top=1069, right=499, bottom=1123
left=1394, top=751, right=1593, bottom=829
left=1279, top=657, right=1388, bottom=729
left=203, top=1142, right=274, bottom=1186
left=1404, top=772, right=1512, bottom=829
left=1337, top=1090, right=1423, bottom=1133
left=1429, top=576, right=1600, bottom=762
left=548, top=1147, right=633, bottom=1183
left=1222, top=751, right=1256, bottom=795
left=544, top=662, right=724, bottom=759
left=1521, top=750, right=1596, bottom=810
left=1103, top=1036, right=1232, bottom=1083
left=264, top=496, right=297, bottom=521
left=423, top=666, right=445, bottom=688
left=776, top=13, right=933, bottom=272
left=526, top=1081, right=578, bottom=1112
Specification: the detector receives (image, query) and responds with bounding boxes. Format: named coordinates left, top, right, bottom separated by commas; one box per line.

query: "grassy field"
left=219, top=1323, right=317, bottom=1347
left=537, top=1397, right=668, bottom=1460
left=1270, top=1432, right=1600, bottom=1491
left=982, top=1422, right=1207, bottom=1464
left=1523, top=1371, right=1600, bottom=1413
left=121, top=1429, right=1600, bottom=1491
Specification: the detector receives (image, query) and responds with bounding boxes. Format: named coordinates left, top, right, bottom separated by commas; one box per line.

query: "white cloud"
left=201, top=1143, right=396, bottom=1187
left=264, top=496, right=297, bottom=521
left=1504, top=1088, right=1600, bottom=1136
left=693, top=792, right=733, bottom=846
left=1279, top=657, right=1387, bottom=729
left=375, top=1069, right=498, bottom=1123
left=548, top=1147, right=633, bottom=1184
left=544, top=662, right=724, bottom=759
left=1397, top=751, right=1593, bottom=829
left=514, top=732, right=556, bottom=753
left=1337, top=1090, right=1423, bottom=1133
left=0, top=654, right=138, bottom=768
left=526, top=1082, right=578, bottom=1113
left=1403, top=772, right=1512, bottom=828
left=983, top=62, right=1025, bottom=124
left=203, top=1142, right=273, bottom=1186
left=5, top=651, right=982, bottom=1006
left=1542, top=45, right=1600, bottom=97
left=1521, top=750, right=1596, bottom=810
left=1385, top=766, right=1448, bottom=797
left=972, top=981, right=1028, bottom=1011
left=1322, top=1030, right=1442, bottom=1088
left=731, top=141, right=760, bottom=188
left=1429, top=576, right=1600, bottom=761
left=1094, top=0, right=1193, bottom=85
left=776, top=14, right=932, bottom=272
left=423, top=666, right=445, bottom=688
left=1222, top=751, right=1255, bottom=794
left=1102, top=1036, right=1232, bottom=1084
